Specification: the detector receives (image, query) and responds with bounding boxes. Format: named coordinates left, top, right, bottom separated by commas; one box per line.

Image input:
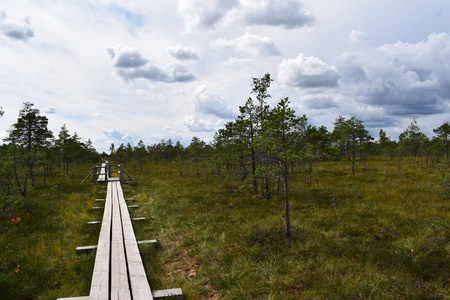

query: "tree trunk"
left=283, top=161, right=292, bottom=248
left=251, top=147, right=258, bottom=194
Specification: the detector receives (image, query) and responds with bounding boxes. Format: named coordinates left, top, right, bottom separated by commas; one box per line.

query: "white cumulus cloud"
left=278, top=53, right=341, bottom=89
left=177, top=0, right=314, bottom=31
left=211, top=32, right=281, bottom=56
left=193, top=85, right=236, bottom=119
left=334, top=32, right=450, bottom=116
left=177, top=0, right=238, bottom=31
left=183, top=115, right=214, bottom=132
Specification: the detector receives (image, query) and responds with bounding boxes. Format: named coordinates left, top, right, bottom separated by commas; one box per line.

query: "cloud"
left=233, top=0, right=314, bottom=29
left=102, top=129, right=135, bottom=145
left=301, top=95, right=339, bottom=110
left=45, top=106, right=56, bottom=114
left=0, top=11, right=34, bottom=42
left=193, top=85, right=236, bottom=119
left=278, top=53, right=341, bottom=89
left=168, top=45, right=200, bottom=60
left=178, top=0, right=238, bottom=31
left=223, top=57, right=255, bottom=67
left=107, top=46, right=196, bottom=83
left=107, top=46, right=148, bottom=68
left=211, top=32, right=281, bottom=56
left=177, top=0, right=314, bottom=31
left=183, top=115, right=214, bottom=132
left=349, top=30, right=366, bottom=44
left=334, top=32, right=450, bottom=116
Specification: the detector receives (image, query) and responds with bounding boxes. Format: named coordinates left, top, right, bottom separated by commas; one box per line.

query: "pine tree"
left=259, top=97, right=307, bottom=247
left=4, top=102, right=53, bottom=211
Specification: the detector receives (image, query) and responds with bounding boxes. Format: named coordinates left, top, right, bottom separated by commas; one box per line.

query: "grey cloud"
left=278, top=53, right=341, bottom=89
left=0, top=11, right=34, bottom=42
left=167, top=63, right=197, bottom=82
left=193, top=85, right=236, bottom=119
left=117, top=65, right=169, bottom=82
left=211, top=32, right=281, bottom=56
left=238, top=0, right=314, bottom=29
left=334, top=32, right=450, bottom=116
left=302, top=96, right=339, bottom=110
left=108, top=46, right=196, bottom=83
left=117, top=63, right=196, bottom=83
left=168, top=45, right=200, bottom=60
left=107, top=46, right=148, bottom=68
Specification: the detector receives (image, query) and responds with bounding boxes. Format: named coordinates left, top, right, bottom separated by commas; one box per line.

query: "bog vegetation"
left=0, top=74, right=449, bottom=299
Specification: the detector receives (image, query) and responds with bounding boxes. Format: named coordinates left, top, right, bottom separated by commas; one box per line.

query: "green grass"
left=0, top=159, right=449, bottom=299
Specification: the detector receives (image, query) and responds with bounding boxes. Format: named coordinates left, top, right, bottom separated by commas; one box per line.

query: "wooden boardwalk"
left=96, top=163, right=107, bottom=183
left=60, top=171, right=182, bottom=299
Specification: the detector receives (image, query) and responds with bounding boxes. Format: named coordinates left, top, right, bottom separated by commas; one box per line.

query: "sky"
left=1, top=0, right=450, bottom=152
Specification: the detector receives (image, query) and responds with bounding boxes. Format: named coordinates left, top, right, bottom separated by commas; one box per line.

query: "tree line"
left=0, top=102, right=99, bottom=213
left=1, top=75, right=449, bottom=245
left=111, top=74, right=449, bottom=246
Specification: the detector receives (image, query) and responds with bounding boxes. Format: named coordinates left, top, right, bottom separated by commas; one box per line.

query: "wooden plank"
left=152, top=288, right=183, bottom=300
left=76, top=245, right=97, bottom=254
left=110, top=181, right=131, bottom=300
left=89, top=181, right=112, bottom=300
left=116, top=182, right=154, bottom=300
left=97, top=163, right=107, bottom=182
left=87, top=221, right=101, bottom=224
left=137, top=239, right=158, bottom=245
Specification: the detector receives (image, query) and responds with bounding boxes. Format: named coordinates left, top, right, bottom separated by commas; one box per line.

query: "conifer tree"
left=4, top=102, right=53, bottom=210
left=259, top=97, right=307, bottom=247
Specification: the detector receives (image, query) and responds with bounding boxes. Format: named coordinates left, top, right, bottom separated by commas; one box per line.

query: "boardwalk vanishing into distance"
left=60, top=163, right=182, bottom=300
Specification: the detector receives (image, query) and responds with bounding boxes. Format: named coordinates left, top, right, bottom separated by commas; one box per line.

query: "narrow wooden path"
left=91, top=178, right=152, bottom=299
left=60, top=168, right=182, bottom=300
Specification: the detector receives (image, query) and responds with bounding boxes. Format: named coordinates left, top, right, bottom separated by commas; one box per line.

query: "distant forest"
left=1, top=74, right=449, bottom=218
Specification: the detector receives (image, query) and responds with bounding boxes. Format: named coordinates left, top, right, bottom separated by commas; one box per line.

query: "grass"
left=0, top=159, right=449, bottom=299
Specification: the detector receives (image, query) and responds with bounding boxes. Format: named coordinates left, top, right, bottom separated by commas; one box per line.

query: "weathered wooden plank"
left=110, top=181, right=131, bottom=300
left=76, top=245, right=97, bottom=254
left=137, top=239, right=158, bottom=245
left=152, top=288, right=184, bottom=299
left=69, top=173, right=181, bottom=300
left=89, top=181, right=112, bottom=300
left=87, top=221, right=101, bottom=224
left=97, top=163, right=107, bottom=182
left=116, top=182, right=153, bottom=300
